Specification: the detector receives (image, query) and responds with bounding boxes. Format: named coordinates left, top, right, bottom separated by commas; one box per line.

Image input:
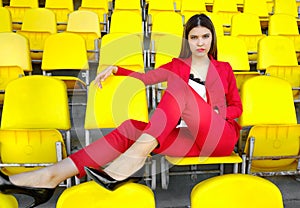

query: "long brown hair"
left=179, top=14, right=217, bottom=59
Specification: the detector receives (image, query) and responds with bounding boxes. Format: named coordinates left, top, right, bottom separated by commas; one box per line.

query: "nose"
left=197, top=38, right=204, bottom=46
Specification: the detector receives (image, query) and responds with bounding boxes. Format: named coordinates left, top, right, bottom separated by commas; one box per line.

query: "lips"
left=197, top=48, right=205, bottom=52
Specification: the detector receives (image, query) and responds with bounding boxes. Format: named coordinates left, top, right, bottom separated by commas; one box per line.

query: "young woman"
left=0, top=14, right=242, bottom=207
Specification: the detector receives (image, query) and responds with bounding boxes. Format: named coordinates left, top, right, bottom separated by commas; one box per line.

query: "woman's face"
left=188, top=26, right=212, bottom=58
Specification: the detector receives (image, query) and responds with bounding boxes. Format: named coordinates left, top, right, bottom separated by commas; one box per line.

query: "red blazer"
left=115, top=56, right=243, bottom=130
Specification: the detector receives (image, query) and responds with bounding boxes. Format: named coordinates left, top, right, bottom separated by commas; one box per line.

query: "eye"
left=203, top=34, right=210, bottom=39
left=190, top=35, right=198, bottom=40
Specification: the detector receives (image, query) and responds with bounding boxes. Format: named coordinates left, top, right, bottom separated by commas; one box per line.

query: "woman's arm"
left=95, top=60, right=177, bottom=88
left=225, top=65, right=243, bottom=120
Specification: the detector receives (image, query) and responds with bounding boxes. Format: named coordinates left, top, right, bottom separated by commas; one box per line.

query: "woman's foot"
left=104, top=133, right=158, bottom=181
left=85, top=167, right=142, bottom=191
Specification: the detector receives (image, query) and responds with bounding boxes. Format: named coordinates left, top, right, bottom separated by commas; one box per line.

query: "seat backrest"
left=204, top=12, right=224, bottom=37
left=67, top=10, right=101, bottom=37
left=238, top=76, right=297, bottom=127
left=273, top=0, right=298, bottom=17
left=212, top=0, right=238, bottom=12
left=153, top=34, right=182, bottom=68
left=243, top=0, right=269, bottom=18
left=181, top=0, right=206, bottom=13
left=0, top=32, right=32, bottom=72
left=20, top=8, right=57, bottom=33
left=9, top=0, right=38, bottom=7
left=268, top=14, right=299, bottom=35
left=84, top=77, right=149, bottom=129
left=80, top=0, right=109, bottom=10
left=1, top=75, right=71, bottom=130
left=265, top=65, right=300, bottom=99
left=257, top=36, right=298, bottom=70
left=56, top=181, right=155, bottom=208
left=217, top=36, right=250, bottom=71
left=45, top=0, right=74, bottom=11
left=0, top=7, right=12, bottom=32
left=151, top=11, right=183, bottom=42
left=231, top=13, right=263, bottom=36
left=114, top=0, right=141, bottom=14
left=41, top=32, right=89, bottom=71
left=148, top=0, right=174, bottom=17
left=191, top=174, right=284, bottom=208
left=98, top=33, right=144, bottom=72
left=180, top=0, right=207, bottom=23
left=109, top=11, right=143, bottom=36
left=78, top=0, right=109, bottom=22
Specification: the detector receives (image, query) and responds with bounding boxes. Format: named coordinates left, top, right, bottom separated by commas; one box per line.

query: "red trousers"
left=70, top=78, right=239, bottom=178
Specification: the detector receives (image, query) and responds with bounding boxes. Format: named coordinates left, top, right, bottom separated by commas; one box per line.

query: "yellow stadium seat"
left=273, top=0, right=298, bottom=18
left=212, top=0, right=240, bottom=34
left=204, top=12, right=224, bottom=38
left=160, top=152, right=242, bottom=189
left=230, top=13, right=266, bottom=63
left=268, top=14, right=300, bottom=60
left=180, top=0, right=207, bottom=24
left=257, top=36, right=298, bottom=71
left=150, top=11, right=183, bottom=43
left=66, top=10, right=101, bottom=63
left=41, top=32, right=89, bottom=91
left=0, top=193, right=18, bottom=208
left=147, top=0, right=174, bottom=18
left=5, top=0, right=38, bottom=31
left=84, top=77, right=155, bottom=188
left=0, top=76, right=71, bottom=185
left=0, top=7, right=12, bottom=32
left=146, top=0, right=175, bottom=35
left=109, top=11, right=144, bottom=38
left=266, top=65, right=300, bottom=102
left=0, top=75, right=71, bottom=131
left=56, top=181, right=155, bottom=208
left=84, top=77, right=148, bottom=139
left=191, top=174, right=284, bottom=208
left=114, top=0, right=142, bottom=15
left=98, top=33, right=145, bottom=73
left=78, top=0, right=109, bottom=33
left=217, top=36, right=260, bottom=90
left=238, top=76, right=300, bottom=176
left=0, top=129, right=67, bottom=175
left=0, top=32, right=32, bottom=73
left=17, top=8, right=57, bottom=62
left=243, top=0, right=270, bottom=30
left=45, top=0, right=74, bottom=31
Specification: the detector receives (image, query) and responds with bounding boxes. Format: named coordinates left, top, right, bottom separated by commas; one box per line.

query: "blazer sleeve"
left=224, top=63, right=243, bottom=120
left=114, top=61, right=176, bottom=85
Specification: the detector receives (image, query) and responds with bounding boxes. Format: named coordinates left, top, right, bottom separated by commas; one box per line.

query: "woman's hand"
left=94, top=66, right=118, bottom=88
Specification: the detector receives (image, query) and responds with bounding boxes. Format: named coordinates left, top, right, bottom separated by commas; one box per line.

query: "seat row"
left=0, top=31, right=299, bottom=106
left=0, top=73, right=299, bottom=190
left=0, top=173, right=285, bottom=207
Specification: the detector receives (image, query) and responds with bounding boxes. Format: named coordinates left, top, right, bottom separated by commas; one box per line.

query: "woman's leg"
left=8, top=158, right=78, bottom=188
left=7, top=119, right=150, bottom=188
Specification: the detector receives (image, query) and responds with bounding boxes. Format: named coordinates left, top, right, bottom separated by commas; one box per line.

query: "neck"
left=190, top=55, right=210, bottom=81
left=191, top=55, right=210, bottom=66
